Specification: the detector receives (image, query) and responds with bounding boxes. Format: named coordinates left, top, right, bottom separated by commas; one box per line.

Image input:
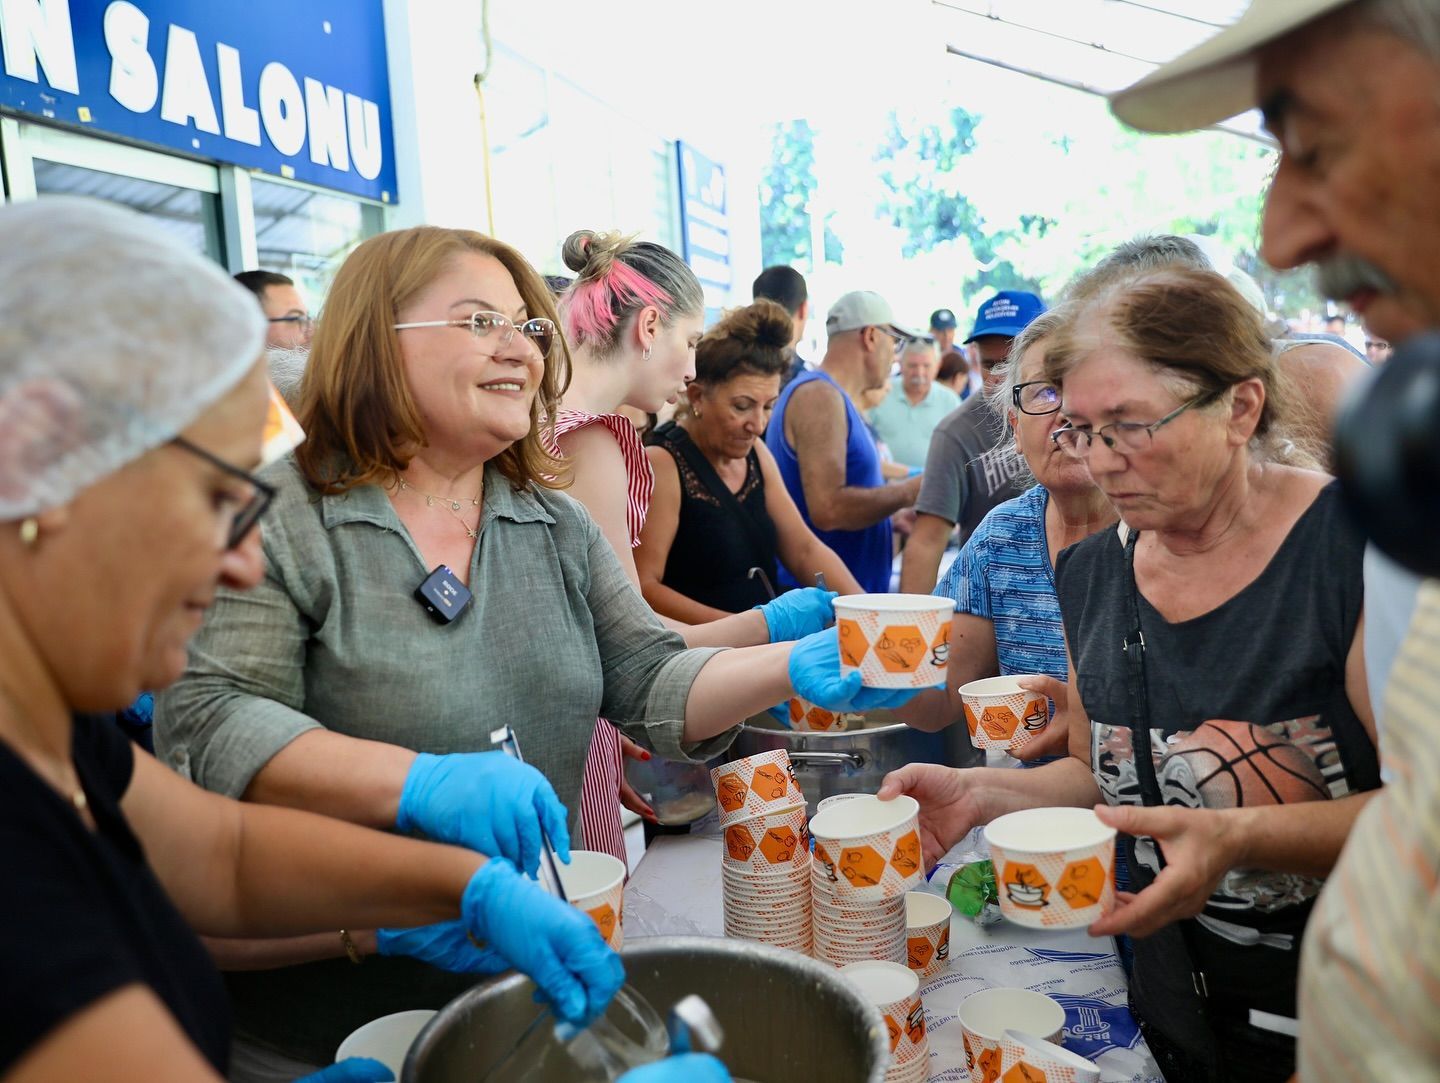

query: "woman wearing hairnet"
left=153, top=222, right=909, bottom=1076
left=0, top=198, right=644, bottom=1083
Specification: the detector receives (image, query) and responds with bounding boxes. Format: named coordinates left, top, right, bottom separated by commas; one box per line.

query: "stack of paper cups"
left=809, top=795, right=924, bottom=968
left=711, top=750, right=812, bottom=954
left=839, top=961, right=931, bottom=1083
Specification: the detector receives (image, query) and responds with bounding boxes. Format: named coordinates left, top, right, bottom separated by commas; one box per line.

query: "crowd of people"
left=0, top=1, right=1436, bottom=1082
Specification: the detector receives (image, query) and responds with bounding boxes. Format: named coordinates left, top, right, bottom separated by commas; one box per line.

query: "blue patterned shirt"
left=934, top=484, right=1066, bottom=681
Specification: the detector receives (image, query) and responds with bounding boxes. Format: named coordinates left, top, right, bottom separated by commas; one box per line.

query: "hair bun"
left=725, top=298, right=793, bottom=350
left=561, top=229, right=634, bottom=279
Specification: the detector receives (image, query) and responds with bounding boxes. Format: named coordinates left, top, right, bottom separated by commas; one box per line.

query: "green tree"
left=874, top=107, right=1048, bottom=300
left=758, top=120, right=843, bottom=270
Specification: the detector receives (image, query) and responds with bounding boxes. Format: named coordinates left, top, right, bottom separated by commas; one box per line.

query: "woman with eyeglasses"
left=881, top=267, right=1380, bottom=1082
left=892, top=305, right=1114, bottom=761
left=155, top=224, right=906, bottom=1077
left=0, top=199, right=634, bottom=1083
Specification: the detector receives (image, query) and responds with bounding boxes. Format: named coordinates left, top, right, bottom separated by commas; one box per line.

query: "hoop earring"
left=19, top=518, right=39, bottom=547
left=641, top=346, right=653, bottom=362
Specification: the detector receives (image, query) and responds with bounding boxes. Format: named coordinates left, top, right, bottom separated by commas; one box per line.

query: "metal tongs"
left=489, top=724, right=568, bottom=902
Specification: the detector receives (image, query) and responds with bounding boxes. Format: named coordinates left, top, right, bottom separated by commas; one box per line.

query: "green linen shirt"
left=868, top=377, right=962, bottom=469
left=153, top=456, right=736, bottom=1063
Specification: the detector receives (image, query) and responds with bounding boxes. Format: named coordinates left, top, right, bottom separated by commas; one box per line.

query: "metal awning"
left=934, top=0, right=1270, bottom=143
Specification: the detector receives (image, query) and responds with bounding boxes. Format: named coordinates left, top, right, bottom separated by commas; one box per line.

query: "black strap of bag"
left=656, top=422, right=775, bottom=568
left=1120, top=529, right=1211, bottom=1003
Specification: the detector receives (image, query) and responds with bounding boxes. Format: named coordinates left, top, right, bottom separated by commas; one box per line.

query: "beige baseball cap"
left=1110, top=0, right=1357, bottom=134
left=825, top=290, right=920, bottom=339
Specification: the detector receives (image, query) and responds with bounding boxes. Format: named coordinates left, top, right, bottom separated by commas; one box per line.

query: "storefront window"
left=32, top=159, right=223, bottom=260
left=251, top=177, right=370, bottom=307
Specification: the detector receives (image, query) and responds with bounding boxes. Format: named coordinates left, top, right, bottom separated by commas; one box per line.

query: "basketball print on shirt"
left=1092, top=715, right=1344, bottom=917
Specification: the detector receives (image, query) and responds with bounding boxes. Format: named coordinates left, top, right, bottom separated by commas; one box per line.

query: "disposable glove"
left=376, top=919, right=508, bottom=974
left=618, top=1054, right=732, bottom=1082
left=756, top=587, right=837, bottom=643
left=296, top=1058, right=393, bottom=1082
left=461, top=858, right=625, bottom=1027
left=788, top=626, right=926, bottom=712
left=396, top=751, right=571, bottom=877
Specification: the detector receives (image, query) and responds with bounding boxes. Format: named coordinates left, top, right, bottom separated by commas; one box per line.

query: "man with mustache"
left=1110, top=0, right=1440, bottom=1077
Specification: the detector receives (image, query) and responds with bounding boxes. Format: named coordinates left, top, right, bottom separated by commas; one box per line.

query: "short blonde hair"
left=295, top=226, right=569, bottom=494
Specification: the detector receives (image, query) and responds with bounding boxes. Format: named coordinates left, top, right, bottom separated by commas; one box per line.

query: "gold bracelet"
left=339, top=928, right=364, bottom=965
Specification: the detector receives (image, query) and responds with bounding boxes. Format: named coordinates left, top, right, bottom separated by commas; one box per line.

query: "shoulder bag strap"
left=1122, top=530, right=1212, bottom=1004
left=665, top=426, right=776, bottom=569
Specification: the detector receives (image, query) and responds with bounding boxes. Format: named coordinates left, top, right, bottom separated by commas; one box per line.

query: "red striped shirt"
left=550, top=410, right=656, bottom=866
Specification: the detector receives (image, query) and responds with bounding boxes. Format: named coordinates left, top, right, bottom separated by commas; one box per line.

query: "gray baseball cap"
left=825, top=290, right=920, bottom=339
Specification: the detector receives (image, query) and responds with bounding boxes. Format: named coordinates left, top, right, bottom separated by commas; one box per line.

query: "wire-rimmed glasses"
left=1050, top=389, right=1223, bottom=459
left=393, top=310, right=557, bottom=357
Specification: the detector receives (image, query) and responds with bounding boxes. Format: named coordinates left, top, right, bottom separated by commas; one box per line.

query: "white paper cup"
left=1001, top=1029, right=1100, bottom=1083
left=833, top=594, right=956, bottom=689
left=722, top=806, right=811, bottom=876
left=710, top=748, right=805, bottom=826
left=984, top=807, right=1116, bottom=929
left=839, top=962, right=929, bottom=1076
left=959, top=674, right=1052, bottom=753
left=905, top=891, right=953, bottom=977
left=811, top=795, right=923, bottom=901
left=957, top=988, right=1066, bottom=1083
left=786, top=696, right=852, bottom=732
left=556, top=850, right=627, bottom=948
left=335, top=1009, right=436, bottom=1075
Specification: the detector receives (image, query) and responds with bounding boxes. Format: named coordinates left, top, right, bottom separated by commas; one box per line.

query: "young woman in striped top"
left=554, top=230, right=835, bottom=861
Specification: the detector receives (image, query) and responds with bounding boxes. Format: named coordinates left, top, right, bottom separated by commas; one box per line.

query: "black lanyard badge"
left=414, top=565, right=472, bottom=624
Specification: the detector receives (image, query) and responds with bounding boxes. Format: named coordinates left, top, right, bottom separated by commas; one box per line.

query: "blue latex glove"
left=618, top=1054, right=732, bottom=1082
left=396, top=751, right=571, bottom=877
left=376, top=919, right=508, bottom=974
left=296, top=1058, right=393, bottom=1082
left=461, top=858, right=625, bottom=1027
left=788, top=626, right=927, bottom=712
left=756, top=587, right=837, bottom=643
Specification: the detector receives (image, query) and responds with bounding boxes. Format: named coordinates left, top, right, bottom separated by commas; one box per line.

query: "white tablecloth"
left=626, top=833, right=1161, bottom=1083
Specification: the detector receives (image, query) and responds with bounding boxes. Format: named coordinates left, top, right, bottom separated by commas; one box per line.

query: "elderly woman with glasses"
left=893, top=305, right=1115, bottom=759
left=881, top=267, right=1380, bottom=1082
left=155, top=224, right=903, bottom=1077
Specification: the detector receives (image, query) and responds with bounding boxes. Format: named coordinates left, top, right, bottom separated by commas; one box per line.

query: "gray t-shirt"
left=155, top=456, right=734, bottom=1063
left=914, top=394, right=1026, bottom=541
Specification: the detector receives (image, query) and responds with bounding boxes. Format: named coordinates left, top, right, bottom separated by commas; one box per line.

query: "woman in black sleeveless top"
left=876, top=268, right=1379, bottom=1083
left=638, top=302, right=861, bottom=619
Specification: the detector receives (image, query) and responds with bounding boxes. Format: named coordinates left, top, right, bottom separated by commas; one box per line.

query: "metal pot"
left=735, top=709, right=978, bottom=817
left=402, top=935, right=890, bottom=1082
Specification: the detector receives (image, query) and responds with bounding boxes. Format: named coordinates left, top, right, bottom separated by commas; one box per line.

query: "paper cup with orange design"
left=721, top=806, right=812, bottom=876
left=984, top=807, right=1116, bottom=930
left=785, top=696, right=849, bottom=732
left=839, top=961, right=929, bottom=1078
left=810, top=794, right=924, bottom=902
left=555, top=850, right=627, bottom=949
left=904, top=891, right=953, bottom=977
left=833, top=594, right=956, bottom=690
left=957, top=988, right=1066, bottom=1083
left=959, top=674, right=1053, bottom=753
left=1000, top=1029, right=1100, bottom=1083
left=709, top=748, right=804, bottom=827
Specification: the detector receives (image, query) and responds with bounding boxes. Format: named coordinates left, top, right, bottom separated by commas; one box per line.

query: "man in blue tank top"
left=767, top=290, right=924, bottom=593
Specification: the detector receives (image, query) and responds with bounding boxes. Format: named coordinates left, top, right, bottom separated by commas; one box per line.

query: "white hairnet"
left=0, top=196, right=265, bottom=519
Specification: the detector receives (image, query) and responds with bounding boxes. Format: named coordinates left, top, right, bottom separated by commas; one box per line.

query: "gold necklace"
left=0, top=684, right=87, bottom=812
left=395, top=476, right=485, bottom=540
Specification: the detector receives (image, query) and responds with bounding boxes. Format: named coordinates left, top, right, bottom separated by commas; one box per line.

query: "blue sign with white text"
left=676, top=140, right=731, bottom=317
left=0, top=0, right=397, bottom=201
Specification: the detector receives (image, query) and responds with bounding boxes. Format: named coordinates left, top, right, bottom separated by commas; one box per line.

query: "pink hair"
left=561, top=259, right=674, bottom=349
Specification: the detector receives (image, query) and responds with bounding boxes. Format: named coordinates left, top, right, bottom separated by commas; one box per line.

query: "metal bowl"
left=402, top=935, right=890, bottom=1082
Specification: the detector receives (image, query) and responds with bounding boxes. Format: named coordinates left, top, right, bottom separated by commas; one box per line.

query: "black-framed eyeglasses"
left=877, top=326, right=911, bottom=350
left=1050, top=389, right=1224, bottom=459
left=171, top=436, right=276, bottom=549
left=393, top=310, right=557, bottom=358
left=1012, top=380, right=1061, bottom=415
left=268, top=315, right=313, bottom=334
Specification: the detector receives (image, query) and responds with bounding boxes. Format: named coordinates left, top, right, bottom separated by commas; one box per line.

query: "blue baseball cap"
left=964, top=290, right=1046, bottom=343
